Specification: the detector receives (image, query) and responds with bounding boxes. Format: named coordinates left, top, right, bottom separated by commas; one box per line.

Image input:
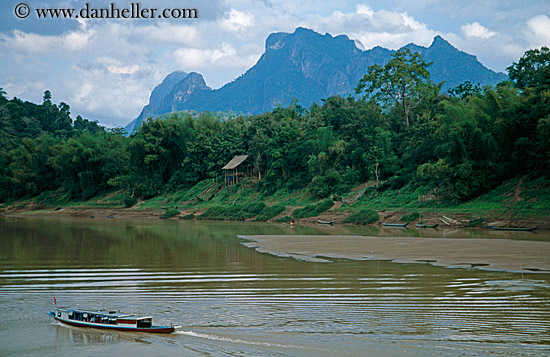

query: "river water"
left=1, top=217, right=549, bottom=356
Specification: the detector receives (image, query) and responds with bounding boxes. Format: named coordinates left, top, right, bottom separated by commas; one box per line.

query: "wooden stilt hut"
left=222, top=155, right=249, bottom=186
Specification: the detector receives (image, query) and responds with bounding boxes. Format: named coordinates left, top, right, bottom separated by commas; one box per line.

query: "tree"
left=506, top=48, right=550, bottom=176
left=43, top=90, right=52, bottom=104
left=127, top=116, right=188, bottom=196
left=0, top=88, right=7, bottom=104
left=364, top=128, right=396, bottom=187
left=447, top=81, right=482, bottom=99
left=507, top=46, right=550, bottom=92
left=74, top=115, right=103, bottom=133
left=356, top=48, right=434, bottom=130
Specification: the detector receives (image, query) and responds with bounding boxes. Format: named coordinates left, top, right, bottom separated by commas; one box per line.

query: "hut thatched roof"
left=222, top=155, right=248, bottom=170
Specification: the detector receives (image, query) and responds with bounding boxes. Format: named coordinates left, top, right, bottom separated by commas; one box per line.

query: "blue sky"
left=1, top=0, right=549, bottom=127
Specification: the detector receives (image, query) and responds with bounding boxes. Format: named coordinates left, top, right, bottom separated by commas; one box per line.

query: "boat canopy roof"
left=55, top=306, right=152, bottom=319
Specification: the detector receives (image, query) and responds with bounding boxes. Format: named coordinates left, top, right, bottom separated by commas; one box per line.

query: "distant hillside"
left=125, top=27, right=507, bottom=133
left=404, top=36, right=505, bottom=88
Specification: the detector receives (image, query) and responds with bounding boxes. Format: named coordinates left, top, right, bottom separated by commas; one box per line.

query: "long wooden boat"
left=48, top=306, right=179, bottom=333
left=415, top=223, right=439, bottom=228
left=491, top=226, right=538, bottom=232
left=381, top=222, right=409, bottom=227
left=317, top=220, right=333, bottom=225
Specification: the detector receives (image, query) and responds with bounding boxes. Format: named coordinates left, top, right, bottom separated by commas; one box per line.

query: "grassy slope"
left=344, top=176, right=549, bottom=225
left=2, top=176, right=549, bottom=226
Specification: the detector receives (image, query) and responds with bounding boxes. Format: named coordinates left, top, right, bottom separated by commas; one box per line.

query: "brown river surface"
left=1, top=216, right=549, bottom=356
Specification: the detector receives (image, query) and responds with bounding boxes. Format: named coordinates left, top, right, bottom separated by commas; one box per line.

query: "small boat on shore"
left=317, top=220, right=333, bottom=225
left=491, top=226, right=538, bottom=232
left=415, top=223, right=439, bottom=228
left=381, top=222, right=409, bottom=227
left=48, top=306, right=179, bottom=333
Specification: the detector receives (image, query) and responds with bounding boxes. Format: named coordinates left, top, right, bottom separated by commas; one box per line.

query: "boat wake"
left=174, top=330, right=299, bottom=349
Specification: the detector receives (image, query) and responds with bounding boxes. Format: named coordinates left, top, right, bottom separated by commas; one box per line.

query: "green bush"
left=401, top=211, right=421, bottom=222
left=199, top=205, right=232, bottom=220
left=293, top=204, right=315, bottom=219
left=240, top=202, right=266, bottom=217
left=308, top=170, right=343, bottom=198
left=124, top=196, right=137, bottom=208
left=343, top=209, right=379, bottom=225
left=274, top=215, right=293, bottom=222
left=178, top=179, right=219, bottom=201
left=198, top=204, right=242, bottom=220
left=160, top=208, right=180, bottom=219
left=317, top=198, right=335, bottom=212
left=256, top=205, right=285, bottom=221
left=292, top=199, right=334, bottom=219
left=200, top=202, right=269, bottom=221
left=180, top=213, right=195, bottom=220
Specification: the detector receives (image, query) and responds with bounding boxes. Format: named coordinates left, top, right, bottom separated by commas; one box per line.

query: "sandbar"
left=239, top=235, right=550, bottom=273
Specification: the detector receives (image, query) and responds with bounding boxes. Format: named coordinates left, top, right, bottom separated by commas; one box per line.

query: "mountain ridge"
left=125, top=28, right=507, bottom=133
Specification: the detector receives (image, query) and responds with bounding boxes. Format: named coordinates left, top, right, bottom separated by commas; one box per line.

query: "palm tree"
left=0, top=88, right=7, bottom=104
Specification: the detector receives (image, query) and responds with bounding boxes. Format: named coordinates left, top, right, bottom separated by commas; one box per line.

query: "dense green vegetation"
left=342, top=209, right=380, bottom=225
left=1, top=48, right=549, bottom=218
left=255, top=205, right=286, bottom=221
left=292, top=199, right=335, bottom=219
left=199, top=201, right=267, bottom=220
left=160, top=208, right=180, bottom=219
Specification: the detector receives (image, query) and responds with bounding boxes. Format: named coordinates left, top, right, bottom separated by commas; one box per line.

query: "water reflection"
left=53, top=322, right=152, bottom=345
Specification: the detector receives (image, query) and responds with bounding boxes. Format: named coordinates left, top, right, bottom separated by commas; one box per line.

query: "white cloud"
left=133, top=23, right=200, bottom=46
left=63, top=30, right=93, bottom=50
left=451, top=14, right=550, bottom=73
left=300, top=5, right=437, bottom=49
left=461, top=22, right=496, bottom=39
left=355, top=4, right=374, bottom=17
left=221, top=8, right=255, bottom=32
left=73, top=81, right=94, bottom=110
left=1, top=20, right=94, bottom=54
left=97, top=57, right=140, bottom=75
left=524, top=15, right=550, bottom=48
left=171, top=42, right=260, bottom=75
left=66, top=63, right=155, bottom=125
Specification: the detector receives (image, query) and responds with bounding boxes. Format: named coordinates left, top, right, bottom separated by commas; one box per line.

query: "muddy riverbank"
left=239, top=234, right=550, bottom=273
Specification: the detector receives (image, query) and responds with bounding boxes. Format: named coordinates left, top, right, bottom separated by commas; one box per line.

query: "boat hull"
left=381, top=222, right=409, bottom=227
left=491, top=226, right=538, bottom=232
left=48, top=312, right=176, bottom=333
left=415, top=224, right=439, bottom=228
left=317, top=220, right=333, bottom=225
